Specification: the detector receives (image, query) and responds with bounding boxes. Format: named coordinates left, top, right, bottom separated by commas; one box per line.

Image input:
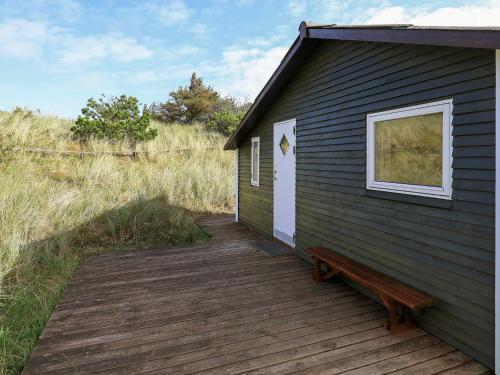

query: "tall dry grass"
left=0, top=109, right=235, bottom=374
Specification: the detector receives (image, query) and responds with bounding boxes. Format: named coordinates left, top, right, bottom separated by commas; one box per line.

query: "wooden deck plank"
left=21, top=215, right=489, bottom=375
left=60, top=263, right=316, bottom=298
left=41, top=286, right=349, bottom=340
left=37, top=289, right=360, bottom=349
left=340, top=342, right=456, bottom=375
left=63, top=257, right=304, bottom=293
left=142, top=327, right=393, bottom=375
left=31, top=297, right=375, bottom=363
left=56, top=271, right=315, bottom=311
left=436, top=361, right=491, bottom=374
left=62, top=261, right=308, bottom=298
left=70, top=250, right=274, bottom=280
left=388, top=351, right=473, bottom=374
left=246, top=331, right=435, bottom=375
left=50, top=272, right=327, bottom=320
left=59, top=262, right=311, bottom=303
left=40, top=286, right=345, bottom=342
left=35, top=308, right=387, bottom=374
left=41, top=281, right=344, bottom=336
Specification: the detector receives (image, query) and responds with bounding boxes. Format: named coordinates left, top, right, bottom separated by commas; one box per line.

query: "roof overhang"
left=224, top=33, right=319, bottom=150
left=224, top=22, right=500, bottom=150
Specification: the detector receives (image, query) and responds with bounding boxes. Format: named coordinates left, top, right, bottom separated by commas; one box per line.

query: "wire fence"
left=0, top=146, right=220, bottom=159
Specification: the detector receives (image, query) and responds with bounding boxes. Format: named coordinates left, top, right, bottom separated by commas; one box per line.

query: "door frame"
left=273, top=118, right=296, bottom=248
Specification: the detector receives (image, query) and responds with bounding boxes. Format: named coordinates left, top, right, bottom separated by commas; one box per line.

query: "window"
left=251, top=137, right=260, bottom=186
left=279, top=134, right=289, bottom=155
left=367, top=100, right=453, bottom=199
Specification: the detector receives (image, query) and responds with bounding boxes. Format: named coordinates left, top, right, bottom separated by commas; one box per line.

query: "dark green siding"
left=237, top=40, right=495, bottom=368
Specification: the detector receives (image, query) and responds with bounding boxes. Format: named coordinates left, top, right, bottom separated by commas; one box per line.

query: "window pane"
left=375, top=113, right=443, bottom=187
left=279, top=134, right=289, bottom=155
left=252, top=141, right=259, bottom=181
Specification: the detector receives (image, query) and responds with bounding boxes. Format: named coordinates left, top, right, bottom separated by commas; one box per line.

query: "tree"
left=205, top=95, right=251, bottom=136
left=71, top=95, right=157, bottom=144
left=206, top=110, right=246, bottom=136
left=213, top=95, right=252, bottom=115
left=151, top=73, right=220, bottom=123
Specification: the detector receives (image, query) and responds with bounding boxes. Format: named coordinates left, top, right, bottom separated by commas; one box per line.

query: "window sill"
left=365, top=189, right=453, bottom=209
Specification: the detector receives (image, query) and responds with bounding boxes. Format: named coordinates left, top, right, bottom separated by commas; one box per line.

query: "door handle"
left=274, top=170, right=277, bottom=181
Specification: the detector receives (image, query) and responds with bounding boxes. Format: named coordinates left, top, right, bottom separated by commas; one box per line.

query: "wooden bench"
left=306, top=246, right=435, bottom=333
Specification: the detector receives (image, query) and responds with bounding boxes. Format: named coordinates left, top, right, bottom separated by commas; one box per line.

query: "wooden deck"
left=22, top=215, right=489, bottom=374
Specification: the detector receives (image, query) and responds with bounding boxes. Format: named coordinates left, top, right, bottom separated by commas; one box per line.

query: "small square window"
left=251, top=137, right=260, bottom=186
left=367, top=100, right=452, bottom=199
left=279, top=134, right=289, bottom=155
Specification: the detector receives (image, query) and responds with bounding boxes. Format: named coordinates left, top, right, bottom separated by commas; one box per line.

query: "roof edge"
left=224, top=34, right=306, bottom=150
left=307, top=27, right=500, bottom=50
left=224, top=22, right=500, bottom=151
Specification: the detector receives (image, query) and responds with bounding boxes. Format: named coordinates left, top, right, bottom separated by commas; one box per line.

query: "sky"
left=0, top=0, right=499, bottom=118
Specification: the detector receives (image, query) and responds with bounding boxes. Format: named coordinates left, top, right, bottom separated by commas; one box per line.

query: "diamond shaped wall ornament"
left=279, top=134, right=289, bottom=155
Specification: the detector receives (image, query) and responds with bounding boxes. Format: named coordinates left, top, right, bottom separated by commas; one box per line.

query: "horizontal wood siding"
left=238, top=122, right=273, bottom=237
left=237, top=40, right=495, bottom=368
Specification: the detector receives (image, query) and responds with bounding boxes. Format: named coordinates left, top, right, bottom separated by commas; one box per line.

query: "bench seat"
left=306, top=246, right=435, bottom=333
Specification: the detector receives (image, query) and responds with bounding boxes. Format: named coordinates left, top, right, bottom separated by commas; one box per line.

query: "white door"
left=273, top=119, right=296, bottom=247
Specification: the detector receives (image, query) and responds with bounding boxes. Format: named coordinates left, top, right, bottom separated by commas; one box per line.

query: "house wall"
left=237, top=40, right=496, bottom=367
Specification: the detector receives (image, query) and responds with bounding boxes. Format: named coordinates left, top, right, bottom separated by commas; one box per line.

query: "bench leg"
left=384, top=298, right=399, bottom=332
left=381, top=296, right=417, bottom=333
left=313, top=258, right=323, bottom=282
left=400, top=306, right=417, bottom=331
left=387, top=308, right=416, bottom=333
left=313, top=258, right=340, bottom=283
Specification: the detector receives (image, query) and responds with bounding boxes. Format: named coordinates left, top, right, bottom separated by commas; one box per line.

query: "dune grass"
left=0, top=109, right=235, bottom=375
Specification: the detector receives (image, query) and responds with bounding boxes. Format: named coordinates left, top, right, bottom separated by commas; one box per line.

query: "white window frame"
left=366, top=99, right=453, bottom=199
left=251, top=137, right=260, bottom=186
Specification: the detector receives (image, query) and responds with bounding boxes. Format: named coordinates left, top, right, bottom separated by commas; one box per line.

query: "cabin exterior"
left=225, top=23, right=500, bottom=370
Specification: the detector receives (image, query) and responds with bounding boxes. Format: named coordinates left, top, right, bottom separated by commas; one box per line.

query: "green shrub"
left=71, top=95, right=157, bottom=145
left=206, top=110, right=245, bottom=136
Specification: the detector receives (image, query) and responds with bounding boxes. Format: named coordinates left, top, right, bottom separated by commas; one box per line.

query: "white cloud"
left=206, top=0, right=500, bottom=102
left=234, top=0, right=254, bottom=5
left=286, top=0, right=350, bottom=22
left=186, top=23, right=214, bottom=37
left=0, top=18, right=49, bottom=59
left=287, top=0, right=307, bottom=18
left=109, top=38, right=154, bottom=62
left=176, top=46, right=200, bottom=55
left=0, top=18, right=155, bottom=66
left=129, top=70, right=158, bottom=83
left=1, top=0, right=82, bottom=23
left=320, top=1, right=352, bottom=20
left=58, top=34, right=154, bottom=65
left=147, top=0, right=191, bottom=25
left=357, top=0, right=500, bottom=26
left=208, top=45, right=288, bottom=100
left=52, top=0, right=82, bottom=22
left=245, top=26, right=289, bottom=47
left=286, top=0, right=500, bottom=26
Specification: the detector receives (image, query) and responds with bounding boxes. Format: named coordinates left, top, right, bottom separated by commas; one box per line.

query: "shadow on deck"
left=22, top=215, right=488, bottom=374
